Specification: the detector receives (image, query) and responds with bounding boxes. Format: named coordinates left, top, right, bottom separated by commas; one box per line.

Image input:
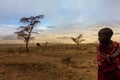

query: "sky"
left=0, top=0, right=120, bottom=36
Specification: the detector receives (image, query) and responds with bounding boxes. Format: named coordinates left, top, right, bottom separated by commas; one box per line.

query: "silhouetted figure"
left=97, top=27, right=120, bottom=80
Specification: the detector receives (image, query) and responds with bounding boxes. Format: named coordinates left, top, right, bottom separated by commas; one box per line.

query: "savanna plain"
left=0, top=43, right=97, bottom=80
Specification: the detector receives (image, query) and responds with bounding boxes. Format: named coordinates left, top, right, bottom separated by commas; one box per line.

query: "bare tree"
left=15, top=15, right=44, bottom=52
left=71, top=34, right=85, bottom=48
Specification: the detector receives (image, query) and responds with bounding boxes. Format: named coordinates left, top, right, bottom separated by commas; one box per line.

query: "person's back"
left=97, top=28, right=120, bottom=80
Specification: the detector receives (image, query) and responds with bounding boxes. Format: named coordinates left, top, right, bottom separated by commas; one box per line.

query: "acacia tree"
left=71, top=34, right=85, bottom=49
left=15, top=15, right=44, bottom=52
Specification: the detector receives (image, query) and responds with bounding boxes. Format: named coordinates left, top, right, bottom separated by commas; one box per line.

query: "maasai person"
left=97, top=28, right=120, bottom=80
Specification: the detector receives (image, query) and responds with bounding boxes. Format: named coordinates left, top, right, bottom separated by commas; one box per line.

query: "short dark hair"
left=98, top=28, right=113, bottom=37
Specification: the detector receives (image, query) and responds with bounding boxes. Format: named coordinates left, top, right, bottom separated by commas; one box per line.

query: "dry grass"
left=0, top=43, right=97, bottom=80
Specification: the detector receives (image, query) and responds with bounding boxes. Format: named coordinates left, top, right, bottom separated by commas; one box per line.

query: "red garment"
left=97, top=41, right=120, bottom=80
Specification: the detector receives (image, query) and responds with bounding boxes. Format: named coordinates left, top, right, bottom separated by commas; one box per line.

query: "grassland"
left=0, top=43, right=97, bottom=80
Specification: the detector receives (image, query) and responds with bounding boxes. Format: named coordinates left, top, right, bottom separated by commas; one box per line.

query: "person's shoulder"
left=113, top=41, right=119, bottom=44
left=112, top=41, right=120, bottom=47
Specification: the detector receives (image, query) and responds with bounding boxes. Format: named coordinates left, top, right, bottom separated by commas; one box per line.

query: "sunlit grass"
left=0, top=43, right=97, bottom=80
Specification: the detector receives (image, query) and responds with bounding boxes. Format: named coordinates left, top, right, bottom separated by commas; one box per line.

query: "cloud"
left=0, top=24, right=18, bottom=36
left=1, top=0, right=120, bottom=37
left=0, top=0, right=117, bottom=26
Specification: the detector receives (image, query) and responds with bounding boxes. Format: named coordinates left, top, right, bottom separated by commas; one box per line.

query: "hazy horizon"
left=0, top=25, right=120, bottom=44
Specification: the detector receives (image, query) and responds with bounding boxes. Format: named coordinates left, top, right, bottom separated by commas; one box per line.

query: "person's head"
left=98, top=28, right=113, bottom=44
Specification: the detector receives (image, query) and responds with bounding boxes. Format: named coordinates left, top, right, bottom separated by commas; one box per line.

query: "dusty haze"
left=0, top=26, right=120, bottom=44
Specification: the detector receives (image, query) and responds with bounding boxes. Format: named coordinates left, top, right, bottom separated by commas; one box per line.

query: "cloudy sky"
left=0, top=0, right=120, bottom=36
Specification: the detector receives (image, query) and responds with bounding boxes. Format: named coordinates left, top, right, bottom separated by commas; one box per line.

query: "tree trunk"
left=77, top=43, right=80, bottom=49
left=26, top=40, right=29, bottom=52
